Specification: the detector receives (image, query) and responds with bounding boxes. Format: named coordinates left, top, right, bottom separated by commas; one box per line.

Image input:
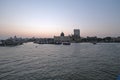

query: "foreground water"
left=0, top=42, right=120, bottom=80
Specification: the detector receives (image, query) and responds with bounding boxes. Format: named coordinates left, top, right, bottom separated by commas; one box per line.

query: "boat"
left=54, top=42, right=62, bottom=45
left=62, top=42, right=71, bottom=45
left=92, top=42, right=97, bottom=45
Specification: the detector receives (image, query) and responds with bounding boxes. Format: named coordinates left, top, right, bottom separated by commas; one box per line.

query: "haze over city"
left=0, top=0, right=120, bottom=39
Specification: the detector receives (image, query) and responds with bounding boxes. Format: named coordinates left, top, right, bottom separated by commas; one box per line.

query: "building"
left=54, top=29, right=81, bottom=43
left=61, top=32, right=64, bottom=36
left=54, top=32, right=71, bottom=42
left=72, top=29, right=81, bottom=42
left=74, top=29, right=80, bottom=37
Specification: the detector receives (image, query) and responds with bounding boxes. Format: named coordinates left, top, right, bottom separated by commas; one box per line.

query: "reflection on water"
left=0, top=42, right=120, bottom=80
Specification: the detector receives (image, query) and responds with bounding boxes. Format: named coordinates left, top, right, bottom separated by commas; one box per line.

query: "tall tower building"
left=74, top=29, right=80, bottom=37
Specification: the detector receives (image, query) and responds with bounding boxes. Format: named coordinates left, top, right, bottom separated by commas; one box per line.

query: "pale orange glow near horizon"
left=0, top=24, right=74, bottom=38
left=0, top=23, right=119, bottom=39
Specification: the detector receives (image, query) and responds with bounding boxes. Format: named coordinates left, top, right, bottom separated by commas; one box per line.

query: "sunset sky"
left=0, top=0, right=120, bottom=39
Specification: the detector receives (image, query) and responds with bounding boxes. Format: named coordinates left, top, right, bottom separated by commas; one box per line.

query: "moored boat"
left=62, top=42, right=71, bottom=45
left=54, top=42, right=62, bottom=45
left=92, top=42, right=97, bottom=45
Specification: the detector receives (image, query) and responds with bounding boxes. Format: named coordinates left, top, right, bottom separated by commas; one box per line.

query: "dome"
left=60, top=32, right=64, bottom=36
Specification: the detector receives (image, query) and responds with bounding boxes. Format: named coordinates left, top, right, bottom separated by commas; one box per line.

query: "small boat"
left=92, top=42, right=97, bottom=45
left=54, top=42, right=62, bottom=45
left=62, top=42, right=71, bottom=45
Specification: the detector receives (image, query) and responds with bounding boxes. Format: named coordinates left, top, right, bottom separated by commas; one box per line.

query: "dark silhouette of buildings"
left=0, top=29, right=120, bottom=46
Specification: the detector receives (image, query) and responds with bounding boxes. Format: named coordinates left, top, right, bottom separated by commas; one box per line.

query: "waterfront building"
left=54, top=32, right=71, bottom=42
left=61, top=32, right=64, bottom=36
left=72, top=29, right=81, bottom=42
left=112, top=37, right=120, bottom=42
left=74, top=29, right=80, bottom=37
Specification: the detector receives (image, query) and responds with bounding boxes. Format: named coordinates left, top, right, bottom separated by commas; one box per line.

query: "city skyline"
left=0, top=0, right=120, bottom=39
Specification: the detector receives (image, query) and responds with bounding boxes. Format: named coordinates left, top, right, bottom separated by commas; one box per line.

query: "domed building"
left=54, top=32, right=70, bottom=42
left=60, top=32, right=64, bottom=36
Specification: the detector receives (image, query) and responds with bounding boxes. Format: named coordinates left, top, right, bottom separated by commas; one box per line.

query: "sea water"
left=0, top=42, right=120, bottom=80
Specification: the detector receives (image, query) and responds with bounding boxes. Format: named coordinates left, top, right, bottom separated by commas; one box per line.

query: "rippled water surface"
left=0, top=42, right=120, bottom=80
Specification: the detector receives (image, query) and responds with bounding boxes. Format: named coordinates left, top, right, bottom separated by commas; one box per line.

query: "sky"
left=0, top=0, right=120, bottom=39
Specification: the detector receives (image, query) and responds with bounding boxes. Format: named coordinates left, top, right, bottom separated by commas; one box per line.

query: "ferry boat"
left=62, top=42, right=71, bottom=45
left=54, top=42, right=62, bottom=45
left=92, top=42, right=97, bottom=45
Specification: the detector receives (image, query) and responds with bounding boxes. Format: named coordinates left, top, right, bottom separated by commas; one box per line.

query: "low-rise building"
left=54, top=32, right=71, bottom=42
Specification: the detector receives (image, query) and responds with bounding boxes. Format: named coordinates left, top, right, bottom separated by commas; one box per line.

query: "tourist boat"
left=92, top=42, right=97, bottom=45
left=54, top=41, right=62, bottom=45
left=62, top=42, right=71, bottom=45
